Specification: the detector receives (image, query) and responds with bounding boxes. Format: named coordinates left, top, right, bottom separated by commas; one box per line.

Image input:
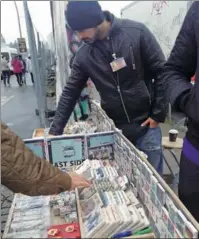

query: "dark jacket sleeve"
left=162, top=2, right=198, bottom=123
left=49, top=56, right=88, bottom=135
left=140, top=24, right=167, bottom=123
left=1, top=122, right=72, bottom=196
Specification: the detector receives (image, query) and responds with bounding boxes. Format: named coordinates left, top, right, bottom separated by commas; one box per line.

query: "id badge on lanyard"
left=110, top=53, right=127, bottom=72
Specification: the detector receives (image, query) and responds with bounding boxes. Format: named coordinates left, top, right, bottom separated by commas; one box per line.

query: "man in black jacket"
left=49, top=1, right=167, bottom=173
left=162, top=2, right=199, bottom=222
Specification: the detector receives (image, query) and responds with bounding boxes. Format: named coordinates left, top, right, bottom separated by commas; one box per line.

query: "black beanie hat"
left=66, top=1, right=105, bottom=31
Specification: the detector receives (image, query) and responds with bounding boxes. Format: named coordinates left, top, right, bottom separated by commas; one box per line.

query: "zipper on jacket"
left=130, top=45, right=136, bottom=70
left=110, top=38, right=131, bottom=123
left=108, top=70, right=131, bottom=123
left=147, top=85, right=152, bottom=106
left=130, top=45, right=151, bottom=106
left=94, top=44, right=131, bottom=123
left=143, top=81, right=152, bottom=106
left=117, top=85, right=131, bottom=123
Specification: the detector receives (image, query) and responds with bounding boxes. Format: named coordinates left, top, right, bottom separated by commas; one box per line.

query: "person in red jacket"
left=12, top=55, right=23, bottom=87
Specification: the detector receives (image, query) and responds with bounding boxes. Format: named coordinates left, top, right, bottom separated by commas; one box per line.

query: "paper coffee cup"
left=169, top=129, right=178, bottom=142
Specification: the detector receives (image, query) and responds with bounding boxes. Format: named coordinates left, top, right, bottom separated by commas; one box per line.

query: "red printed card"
left=48, top=223, right=81, bottom=238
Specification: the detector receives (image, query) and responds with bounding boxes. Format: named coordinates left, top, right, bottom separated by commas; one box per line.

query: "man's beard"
left=83, top=27, right=101, bottom=44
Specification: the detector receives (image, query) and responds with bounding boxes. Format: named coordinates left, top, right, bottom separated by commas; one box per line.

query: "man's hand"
left=141, top=117, right=159, bottom=128
left=68, top=172, right=90, bottom=190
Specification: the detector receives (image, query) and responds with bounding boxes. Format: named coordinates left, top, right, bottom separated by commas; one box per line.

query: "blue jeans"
left=135, top=126, right=163, bottom=175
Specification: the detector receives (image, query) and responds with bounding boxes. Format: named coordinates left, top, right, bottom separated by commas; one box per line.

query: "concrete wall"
left=51, top=1, right=70, bottom=102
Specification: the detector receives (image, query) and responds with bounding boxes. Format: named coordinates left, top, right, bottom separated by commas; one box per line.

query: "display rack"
left=4, top=130, right=199, bottom=238
left=3, top=100, right=199, bottom=238
left=116, top=131, right=199, bottom=238
left=32, top=100, right=116, bottom=138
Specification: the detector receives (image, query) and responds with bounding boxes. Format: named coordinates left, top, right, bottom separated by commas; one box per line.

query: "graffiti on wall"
left=65, top=24, right=82, bottom=68
left=171, top=8, right=185, bottom=30
left=151, top=1, right=169, bottom=15
left=152, top=23, right=172, bottom=52
left=149, top=1, right=188, bottom=59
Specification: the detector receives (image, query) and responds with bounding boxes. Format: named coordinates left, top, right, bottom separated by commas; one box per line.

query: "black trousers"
left=178, top=152, right=199, bottom=222
left=15, top=73, right=22, bottom=86
left=30, top=72, right=34, bottom=83
left=2, top=70, right=10, bottom=85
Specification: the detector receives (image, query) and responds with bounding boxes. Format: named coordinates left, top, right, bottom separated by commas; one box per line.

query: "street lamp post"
left=14, top=1, right=22, bottom=38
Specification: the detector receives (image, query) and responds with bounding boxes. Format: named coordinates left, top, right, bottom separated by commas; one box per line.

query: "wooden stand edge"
left=75, top=188, right=85, bottom=238
left=3, top=194, right=17, bottom=238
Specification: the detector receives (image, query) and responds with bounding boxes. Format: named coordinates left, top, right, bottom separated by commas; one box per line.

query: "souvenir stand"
left=3, top=102, right=199, bottom=239
left=32, top=100, right=115, bottom=138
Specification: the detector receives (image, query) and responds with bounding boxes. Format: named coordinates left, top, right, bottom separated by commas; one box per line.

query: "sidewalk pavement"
left=1, top=74, right=41, bottom=233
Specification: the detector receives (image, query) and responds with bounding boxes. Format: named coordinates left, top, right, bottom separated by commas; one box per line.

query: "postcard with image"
left=82, top=207, right=105, bottom=238
left=79, top=184, right=96, bottom=201
left=48, top=136, right=84, bottom=164
left=80, top=193, right=102, bottom=218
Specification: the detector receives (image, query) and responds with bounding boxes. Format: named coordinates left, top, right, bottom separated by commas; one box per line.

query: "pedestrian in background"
left=1, top=55, right=10, bottom=86
left=26, top=55, right=34, bottom=84
left=12, top=55, right=23, bottom=87
left=19, top=55, right=27, bottom=85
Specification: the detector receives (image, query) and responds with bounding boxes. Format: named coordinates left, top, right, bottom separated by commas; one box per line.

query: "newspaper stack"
left=76, top=159, right=150, bottom=238
left=6, top=195, right=51, bottom=238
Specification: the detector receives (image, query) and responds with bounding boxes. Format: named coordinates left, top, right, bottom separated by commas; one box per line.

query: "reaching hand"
left=68, top=172, right=90, bottom=190
left=141, top=117, right=159, bottom=128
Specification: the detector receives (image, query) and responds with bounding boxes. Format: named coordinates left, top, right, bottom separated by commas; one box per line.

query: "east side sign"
left=54, top=159, right=85, bottom=168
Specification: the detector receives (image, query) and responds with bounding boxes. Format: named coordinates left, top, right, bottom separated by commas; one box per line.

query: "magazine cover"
left=78, top=184, right=97, bottom=201
left=80, top=193, right=102, bottom=218
left=82, top=206, right=105, bottom=238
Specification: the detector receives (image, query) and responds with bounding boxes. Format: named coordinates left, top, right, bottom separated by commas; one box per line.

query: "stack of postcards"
left=76, top=159, right=150, bottom=238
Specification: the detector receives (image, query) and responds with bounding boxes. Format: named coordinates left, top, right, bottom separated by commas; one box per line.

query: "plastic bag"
left=6, top=229, right=47, bottom=238
left=12, top=206, right=50, bottom=223
left=10, top=219, right=47, bottom=232
left=13, top=207, right=48, bottom=218
left=9, top=195, right=51, bottom=236
left=14, top=195, right=50, bottom=211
